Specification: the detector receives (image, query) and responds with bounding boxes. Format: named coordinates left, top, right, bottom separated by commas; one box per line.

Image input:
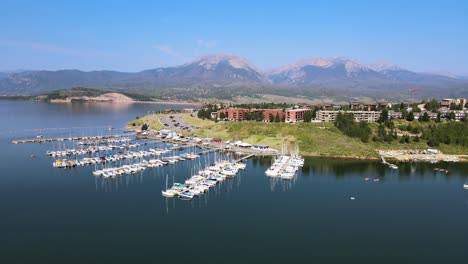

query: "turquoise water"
left=0, top=101, right=467, bottom=263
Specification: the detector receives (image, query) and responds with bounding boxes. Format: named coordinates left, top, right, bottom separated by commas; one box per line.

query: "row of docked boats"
left=264, top=154, right=304, bottom=179
left=77, top=137, right=132, bottom=146
left=46, top=142, right=150, bottom=157
left=161, top=160, right=247, bottom=200
left=52, top=148, right=200, bottom=168
left=92, top=153, right=202, bottom=177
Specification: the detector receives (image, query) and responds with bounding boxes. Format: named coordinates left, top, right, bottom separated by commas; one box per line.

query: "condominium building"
left=217, top=107, right=312, bottom=122
left=316, top=110, right=381, bottom=123
left=285, top=109, right=309, bottom=122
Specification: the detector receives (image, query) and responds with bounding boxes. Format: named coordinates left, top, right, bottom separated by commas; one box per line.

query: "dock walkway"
left=12, top=134, right=127, bottom=144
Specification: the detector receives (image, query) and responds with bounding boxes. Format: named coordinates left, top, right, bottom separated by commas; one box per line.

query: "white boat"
left=185, top=175, right=205, bottom=186
left=162, top=189, right=177, bottom=197
left=202, top=180, right=217, bottom=187
left=178, top=191, right=194, bottom=200
left=221, top=170, right=236, bottom=177
left=102, top=170, right=111, bottom=178
left=281, top=172, right=295, bottom=179
left=162, top=174, right=178, bottom=197
left=123, top=166, right=132, bottom=174
left=190, top=188, right=202, bottom=196
left=234, top=163, right=247, bottom=170
left=196, top=184, right=209, bottom=192
left=464, top=184, right=468, bottom=190
left=265, top=168, right=279, bottom=177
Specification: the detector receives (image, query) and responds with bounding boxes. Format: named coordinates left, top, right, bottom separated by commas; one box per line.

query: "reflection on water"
left=1, top=100, right=468, bottom=263
left=298, top=157, right=468, bottom=182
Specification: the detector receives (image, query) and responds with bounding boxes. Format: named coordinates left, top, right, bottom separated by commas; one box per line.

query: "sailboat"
left=162, top=174, right=177, bottom=197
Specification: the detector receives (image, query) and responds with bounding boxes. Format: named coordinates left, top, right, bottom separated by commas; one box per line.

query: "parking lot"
left=158, top=113, right=195, bottom=132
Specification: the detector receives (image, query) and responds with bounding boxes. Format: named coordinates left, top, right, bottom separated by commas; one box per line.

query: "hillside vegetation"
left=39, top=87, right=154, bottom=102
left=129, top=113, right=468, bottom=158
left=193, top=122, right=379, bottom=158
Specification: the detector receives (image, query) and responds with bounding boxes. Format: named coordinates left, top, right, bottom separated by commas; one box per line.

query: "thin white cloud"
left=154, top=44, right=186, bottom=62
left=0, top=40, right=114, bottom=57
left=196, top=39, right=217, bottom=49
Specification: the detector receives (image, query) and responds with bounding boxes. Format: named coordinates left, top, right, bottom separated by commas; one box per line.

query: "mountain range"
left=1, top=54, right=467, bottom=101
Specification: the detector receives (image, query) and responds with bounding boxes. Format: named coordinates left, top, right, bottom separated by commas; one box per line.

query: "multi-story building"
left=216, top=108, right=309, bottom=122
left=349, top=101, right=388, bottom=111
left=316, top=110, right=381, bottom=123
left=217, top=108, right=251, bottom=120
left=440, top=98, right=466, bottom=108
left=388, top=110, right=402, bottom=119
left=263, top=109, right=285, bottom=122
left=452, top=110, right=467, bottom=121
left=285, top=109, right=309, bottom=122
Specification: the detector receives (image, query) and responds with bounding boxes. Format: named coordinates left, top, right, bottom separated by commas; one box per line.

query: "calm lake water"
left=1, top=100, right=468, bottom=263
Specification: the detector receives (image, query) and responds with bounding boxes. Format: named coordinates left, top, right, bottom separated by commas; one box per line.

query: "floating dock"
left=381, top=156, right=398, bottom=169
left=12, top=134, right=128, bottom=144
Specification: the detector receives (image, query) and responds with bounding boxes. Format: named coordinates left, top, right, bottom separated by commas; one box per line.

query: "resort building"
left=262, top=109, right=285, bottom=122
left=452, top=110, right=467, bottom=121
left=217, top=108, right=251, bottom=120
left=349, top=101, right=388, bottom=111
left=216, top=108, right=307, bottom=122
left=316, top=110, right=381, bottom=123
left=388, top=110, right=403, bottom=119
left=285, top=109, right=309, bottom=122
left=440, top=98, right=466, bottom=107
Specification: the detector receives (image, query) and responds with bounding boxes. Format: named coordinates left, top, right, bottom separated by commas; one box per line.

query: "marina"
left=1, top=101, right=468, bottom=263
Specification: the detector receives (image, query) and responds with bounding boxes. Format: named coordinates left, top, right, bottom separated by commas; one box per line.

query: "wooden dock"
left=235, top=154, right=255, bottom=163
left=12, top=134, right=128, bottom=144
left=381, top=156, right=398, bottom=169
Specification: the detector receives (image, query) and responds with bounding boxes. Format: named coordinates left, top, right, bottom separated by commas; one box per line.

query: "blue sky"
left=1, top=0, right=467, bottom=74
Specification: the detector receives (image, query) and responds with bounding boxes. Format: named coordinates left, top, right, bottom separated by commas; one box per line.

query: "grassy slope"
left=129, top=114, right=468, bottom=157
left=182, top=113, right=215, bottom=128
left=127, top=114, right=164, bottom=130
left=194, top=122, right=379, bottom=158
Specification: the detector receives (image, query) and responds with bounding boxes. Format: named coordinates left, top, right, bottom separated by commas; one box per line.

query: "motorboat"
left=162, top=189, right=178, bottom=197
left=178, top=191, right=194, bottom=200
left=234, top=163, right=247, bottom=170
left=221, top=170, right=236, bottom=177
left=265, top=168, right=279, bottom=177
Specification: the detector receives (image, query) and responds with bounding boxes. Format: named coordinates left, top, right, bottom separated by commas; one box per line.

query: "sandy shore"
left=379, top=150, right=467, bottom=162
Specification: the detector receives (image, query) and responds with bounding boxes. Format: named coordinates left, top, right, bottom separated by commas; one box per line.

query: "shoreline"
left=0, top=96, right=201, bottom=106
left=133, top=131, right=467, bottom=163
left=47, top=99, right=201, bottom=106
left=128, top=114, right=468, bottom=163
